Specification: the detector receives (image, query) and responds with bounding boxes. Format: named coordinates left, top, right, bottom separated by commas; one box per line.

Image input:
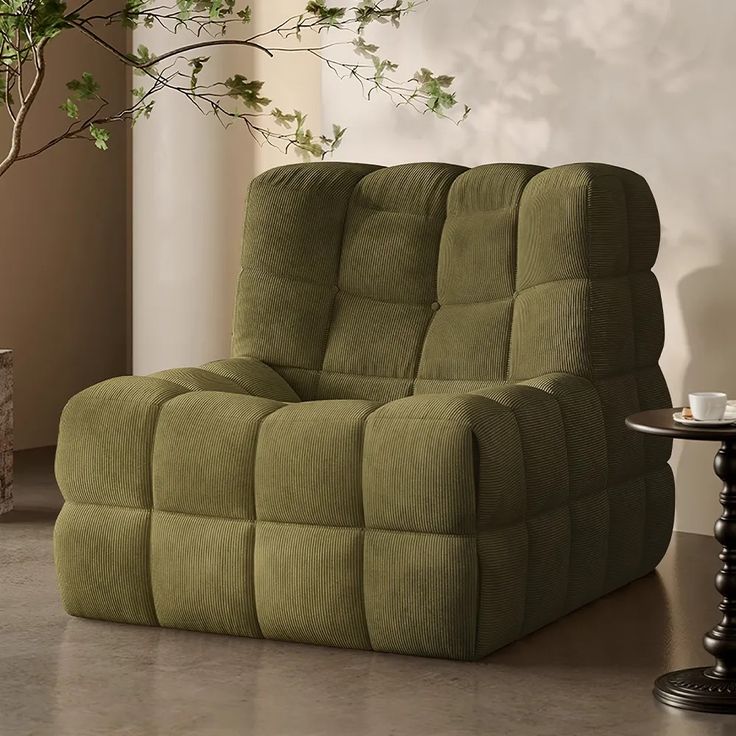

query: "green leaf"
left=352, top=37, right=378, bottom=59
left=237, top=6, right=251, bottom=22
left=372, top=56, right=398, bottom=82
left=60, top=98, right=79, bottom=119
left=188, top=56, right=209, bottom=90
left=176, top=0, right=193, bottom=19
left=271, top=107, right=296, bottom=128
left=331, top=123, right=346, bottom=147
left=318, top=123, right=346, bottom=154
left=31, top=0, right=70, bottom=41
left=355, top=0, right=407, bottom=32
left=121, top=0, right=147, bottom=29
left=90, top=124, right=110, bottom=150
left=128, top=44, right=157, bottom=75
left=215, top=0, right=235, bottom=18
left=412, top=67, right=433, bottom=85
left=132, top=100, right=155, bottom=124
left=223, top=74, right=270, bottom=111
left=66, top=72, right=100, bottom=100
left=132, top=44, right=153, bottom=66
left=412, top=67, right=459, bottom=113
left=293, top=110, right=306, bottom=131
left=285, top=110, right=330, bottom=159
left=305, top=0, right=346, bottom=25
left=177, top=0, right=234, bottom=20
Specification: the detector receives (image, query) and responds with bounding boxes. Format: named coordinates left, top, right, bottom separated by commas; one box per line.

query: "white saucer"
left=673, top=411, right=736, bottom=427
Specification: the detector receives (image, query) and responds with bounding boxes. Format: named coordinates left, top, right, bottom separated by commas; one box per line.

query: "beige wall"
left=132, top=0, right=321, bottom=375
left=322, top=0, right=736, bottom=535
left=0, top=25, right=128, bottom=449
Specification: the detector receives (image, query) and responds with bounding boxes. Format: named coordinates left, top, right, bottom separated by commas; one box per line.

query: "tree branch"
left=0, top=0, right=465, bottom=177
left=13, top=69, right=165, bottom=163
left=0, top=38, right=47, bottom=177
left=137, top=37, right=274, bottom=67
left=68, top=19, right=274, bottom=71
left=68, top=20, right=138, bottom=66
left=14, top=29, right=24, bottom=101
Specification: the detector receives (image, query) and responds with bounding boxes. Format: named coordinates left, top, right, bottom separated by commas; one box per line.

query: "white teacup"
left=689, top=392, right=728, bottom=421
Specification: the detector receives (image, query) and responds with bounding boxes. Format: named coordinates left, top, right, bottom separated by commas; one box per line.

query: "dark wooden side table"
left=627, top=407, right=736, bottom=713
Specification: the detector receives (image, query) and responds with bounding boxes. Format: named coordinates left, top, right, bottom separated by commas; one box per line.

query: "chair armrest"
left=55, top=356, right=299, bottom=507
left=55, top=376, right=189, bottom=507
left=363, top=374, right=607, bottom=535
left=154, top=356, right=299, bottom=402
left=474, top=373, right=608, bottom=501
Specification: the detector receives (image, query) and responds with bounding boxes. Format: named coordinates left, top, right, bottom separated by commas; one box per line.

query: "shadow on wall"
left=324, top=0, right=696, bottom=166
left=433, top=0, right=673, bottom=165
left=675, top=246, right=736, bottom=535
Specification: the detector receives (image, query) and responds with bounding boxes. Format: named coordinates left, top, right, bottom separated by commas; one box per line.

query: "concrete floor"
left=2, top=450, right=736, bottom=735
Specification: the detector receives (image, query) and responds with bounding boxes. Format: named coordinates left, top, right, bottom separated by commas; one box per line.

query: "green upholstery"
left=54, top=161, right=674, bottom=660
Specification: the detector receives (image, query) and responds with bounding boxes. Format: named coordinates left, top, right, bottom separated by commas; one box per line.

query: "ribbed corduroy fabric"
left=54, top=161, right=675, bottom=660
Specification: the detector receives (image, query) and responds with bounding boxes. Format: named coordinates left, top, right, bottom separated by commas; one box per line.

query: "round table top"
left=626, top=408, right=736, bottom=441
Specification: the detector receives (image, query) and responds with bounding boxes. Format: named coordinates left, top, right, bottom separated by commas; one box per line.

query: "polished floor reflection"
left=2, top=448, right=734, bottom=735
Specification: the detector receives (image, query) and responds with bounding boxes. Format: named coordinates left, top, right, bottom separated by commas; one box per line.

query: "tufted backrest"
left=233, top=161, right=671, bottom=478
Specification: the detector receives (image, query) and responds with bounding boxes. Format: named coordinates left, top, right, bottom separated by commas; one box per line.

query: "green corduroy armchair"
left=54, top=161, right=674, bottom=660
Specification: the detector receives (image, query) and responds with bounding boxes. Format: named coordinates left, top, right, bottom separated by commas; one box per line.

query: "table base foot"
left=654, top=667, right=736, bottom=713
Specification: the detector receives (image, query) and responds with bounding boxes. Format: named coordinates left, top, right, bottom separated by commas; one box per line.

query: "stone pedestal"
left=0, top=350, right=13, bottom=515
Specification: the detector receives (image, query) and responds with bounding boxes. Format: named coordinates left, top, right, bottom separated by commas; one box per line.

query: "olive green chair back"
left=233, top=161, right=671, bottom=485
